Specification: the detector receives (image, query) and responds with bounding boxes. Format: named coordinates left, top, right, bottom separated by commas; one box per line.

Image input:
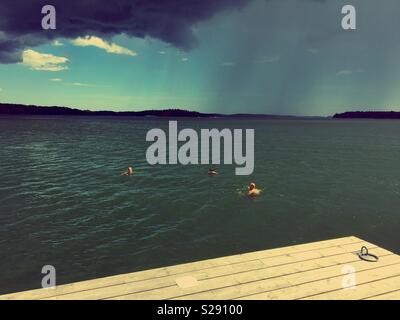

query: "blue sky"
left=1, top=0, right=400, bottom=116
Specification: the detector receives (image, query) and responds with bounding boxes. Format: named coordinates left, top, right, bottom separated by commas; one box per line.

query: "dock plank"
left=174, top=248, right=395, bottom=300
left=41, top=240, right=371, bottom=300
left=107, top=243, right=388, bottom=300
left=364, top=287, right=400, bottom=300
left=303, top=275, right=400, bottom=300
left=237, top=258, right=400, bottom=300
left=0, top=236, right=398, bottom=300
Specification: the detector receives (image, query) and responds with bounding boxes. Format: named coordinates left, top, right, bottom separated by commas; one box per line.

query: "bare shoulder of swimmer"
left=249, top=189, right=262, bottom=196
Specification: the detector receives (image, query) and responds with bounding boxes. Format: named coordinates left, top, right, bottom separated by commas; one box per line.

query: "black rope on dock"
left=358, top=246, right=379, bottom=262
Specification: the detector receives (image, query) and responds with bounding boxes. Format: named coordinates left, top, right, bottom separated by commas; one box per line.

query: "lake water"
left=0, top=116, right=399, bottom=294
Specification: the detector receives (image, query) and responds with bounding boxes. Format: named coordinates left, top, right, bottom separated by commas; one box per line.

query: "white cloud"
left=22, top=49, right=69, bottom=71
left=159, top=50, right=166, bottom=55
left=52, top=40, right=63, bottom=46
left=182, top=57, right=188, bottom=62
left=336, top=70, right=353, bottom=76
left=255, top=55, right=280, bottom=64
left=49, top=79, right=97, bottom=87
left=221, top=61, right=235, bottom=67
left=71, top=36, right=137, bottom=56
left=65, top=82, right=94, bottom=87
left=336, top=69, right=365, bottom=76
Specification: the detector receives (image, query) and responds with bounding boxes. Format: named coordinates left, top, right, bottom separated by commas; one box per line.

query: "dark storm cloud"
left=0, top=0, right=251, bottom=63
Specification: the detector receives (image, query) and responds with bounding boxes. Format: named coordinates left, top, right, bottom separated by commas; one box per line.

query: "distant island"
left=334, top=111, right=400, bottom=119
left=0, top=103, right=322, bottom=119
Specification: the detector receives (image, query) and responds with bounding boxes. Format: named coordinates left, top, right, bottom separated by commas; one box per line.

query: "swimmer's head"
left=249, top=182, right=256, bottom=190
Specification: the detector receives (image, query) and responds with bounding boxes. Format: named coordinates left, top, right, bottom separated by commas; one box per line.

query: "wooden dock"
left=1, top=236, right=399, bottom=300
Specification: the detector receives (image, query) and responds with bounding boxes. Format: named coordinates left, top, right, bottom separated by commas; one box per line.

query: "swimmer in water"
left=248, top=182, right=262, bottom=197
left=122, top=166, right=134, bottom=176
left=208, top=168, right=219, bottom=176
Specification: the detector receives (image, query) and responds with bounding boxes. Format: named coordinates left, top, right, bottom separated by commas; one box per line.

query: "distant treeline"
left=334, top=111, right=400, bottom=119
left=0, top=103, right=212, bottom=117
left=0, top=103, right=320, bottom=119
